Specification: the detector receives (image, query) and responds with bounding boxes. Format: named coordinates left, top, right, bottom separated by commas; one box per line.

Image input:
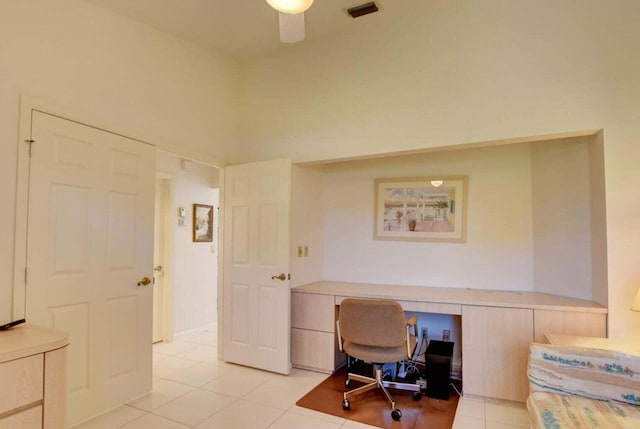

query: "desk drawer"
left=0, top=405, right=42, bottom=429
left=292, top=293, right=335, bottom=332
left=291, top=328, right=335, bottom=373
left=335, top=296, right=462, bottom=316
left=0, top=355, right=44, bottom=416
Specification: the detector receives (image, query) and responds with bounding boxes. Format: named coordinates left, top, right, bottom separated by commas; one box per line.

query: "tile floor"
left=75, top=329, right=529, bottom=429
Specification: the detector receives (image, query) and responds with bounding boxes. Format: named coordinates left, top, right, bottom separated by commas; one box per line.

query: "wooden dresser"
left=0, top=324, right=69, bottom=429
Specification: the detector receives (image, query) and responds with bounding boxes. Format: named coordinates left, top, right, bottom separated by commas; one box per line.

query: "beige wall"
left=0, top=1, right=237, bottom=324
left=236, top=0, right=640, bottom=338
left=321, top=140, right=597, bottom=296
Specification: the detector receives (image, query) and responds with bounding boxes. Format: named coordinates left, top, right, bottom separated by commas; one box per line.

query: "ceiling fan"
left=265, top=0, right=314, bottom=43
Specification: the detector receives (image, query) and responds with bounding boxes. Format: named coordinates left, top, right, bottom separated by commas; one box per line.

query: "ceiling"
left=84, top=0, right=397, bottom=60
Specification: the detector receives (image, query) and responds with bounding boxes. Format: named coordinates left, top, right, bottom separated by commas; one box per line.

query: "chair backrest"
left=339, top=298, right=406, bottom=348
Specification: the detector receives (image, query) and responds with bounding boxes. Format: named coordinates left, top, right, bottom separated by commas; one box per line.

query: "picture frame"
left=193, top=204, right=214, bottom=242
left=374, top=176, right=468, bottom=243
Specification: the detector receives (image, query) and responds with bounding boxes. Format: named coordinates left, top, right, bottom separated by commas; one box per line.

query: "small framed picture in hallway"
left=193, top=204, right=214, bottom=242
left=374, top=176, right=468, bottom=243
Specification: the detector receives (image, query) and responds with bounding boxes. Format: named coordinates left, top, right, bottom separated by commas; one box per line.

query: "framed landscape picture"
left=193, top=204, right=214, bottom=242
left=374, top=176, right=468, bottom=243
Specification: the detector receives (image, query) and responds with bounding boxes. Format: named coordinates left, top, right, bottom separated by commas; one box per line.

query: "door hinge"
left=25, top=139, right=35, bottom=157
left=24, top=267, right=28, bottom=284
left=288, top=273, right=291, bottom=280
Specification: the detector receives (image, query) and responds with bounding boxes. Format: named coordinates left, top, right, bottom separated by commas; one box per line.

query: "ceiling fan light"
left=430, top=180, right=444, bottom=187
left=265, top=0, right=314, bottom=14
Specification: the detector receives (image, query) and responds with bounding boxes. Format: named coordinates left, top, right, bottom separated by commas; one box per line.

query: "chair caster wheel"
left=342, top=399, right=350, bottom=410
left=412, top=391, right=422, bottom=401
left=391, top=409, right=402, bottom=421
left=345, top=379, right=352, bottom=388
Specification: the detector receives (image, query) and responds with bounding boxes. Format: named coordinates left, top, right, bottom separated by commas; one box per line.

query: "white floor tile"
left=200, top=367, right=274, bottom=397
left=175, top=345, right=218, bottom=362
left=288, top=405, right=346, bottom=425
left=71, top=405, right=145, bottom=429
left=269, top=411, right=344, bottom=429
left=452, top=415, right=486, bottom=429
left=243, top=378, right=314, bottom=410
left=455, top=397, right=486, bottom=419
left=485, top=402, right=529, bottom=427
left=119, top=413, right=190, bottom=429
left=196, top=399, right=284, bottom=429
left=152, top=355, right=199, bottom=377
left=153, top=341, right=199, bottom=356
left=341, top=420, right=383, bottom=428
left=486, top=422, right=529, bottom=429
left=127, top=379, right=195, bottom=411
left=286, top=368, right=331, bottom=387
left=162, top=362, right=226, bottom=387
left=152, top=388, right=236, bottom=426
left=180, top=330, right=217, bottom=346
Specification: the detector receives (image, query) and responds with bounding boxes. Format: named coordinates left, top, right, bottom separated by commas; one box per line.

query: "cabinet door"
left=462, top=306, right=533, bottom=402
left=533, top=310, right=606, bottom=342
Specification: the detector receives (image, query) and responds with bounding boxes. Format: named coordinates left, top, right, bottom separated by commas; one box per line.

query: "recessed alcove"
left=290, top=130, right=607, bottom=377
left=293, top=131, right=607, bottom=303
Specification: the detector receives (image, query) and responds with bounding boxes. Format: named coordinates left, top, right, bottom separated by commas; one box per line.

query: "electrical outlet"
left=443, top=329, right=450, bottom=341
left=421, top=327, right=428, bottom=340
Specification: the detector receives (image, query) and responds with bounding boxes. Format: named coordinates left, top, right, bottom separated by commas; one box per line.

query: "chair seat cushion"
left=343, top=341, right=407, bottom=364
left=527, top=392, right=640, bottom=428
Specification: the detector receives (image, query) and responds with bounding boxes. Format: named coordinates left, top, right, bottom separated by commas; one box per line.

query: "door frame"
left=154, top=174, right=175, bottom=343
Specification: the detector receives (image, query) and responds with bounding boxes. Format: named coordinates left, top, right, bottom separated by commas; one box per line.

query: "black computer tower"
left=425, top=340, right=454, bottom=400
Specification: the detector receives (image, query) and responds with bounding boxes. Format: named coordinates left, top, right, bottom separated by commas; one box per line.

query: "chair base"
left=343, top=364, right=421, bottom=420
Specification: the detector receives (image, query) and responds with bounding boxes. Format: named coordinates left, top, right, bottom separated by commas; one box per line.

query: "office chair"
left=336, top=298, right=422, bottom=421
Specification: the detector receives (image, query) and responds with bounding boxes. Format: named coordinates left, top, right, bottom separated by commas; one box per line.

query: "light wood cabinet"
left=462, top=305, right=533, bottom=402
left=291, top=292, right=341, bottom=373
left=533, top=309, right=606, bottom=342
left=0, top=324, right=69, bottom=429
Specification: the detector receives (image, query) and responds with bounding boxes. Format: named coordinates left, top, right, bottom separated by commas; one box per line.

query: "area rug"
left=296, top=368, right=460, bottom=429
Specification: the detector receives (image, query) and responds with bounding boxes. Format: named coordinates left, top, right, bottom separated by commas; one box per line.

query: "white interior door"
left=25, top=111, right=155, bottom=426
left=222, top=158, right=292, bottom=374
left=153, top=178, right=168, bottom=343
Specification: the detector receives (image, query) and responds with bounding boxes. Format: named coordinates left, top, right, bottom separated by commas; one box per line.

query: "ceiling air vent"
left=347, top=2, right=379, bottom=18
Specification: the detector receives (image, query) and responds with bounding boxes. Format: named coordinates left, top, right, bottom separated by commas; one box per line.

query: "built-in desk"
left=291, top=281, right=607, bottom=403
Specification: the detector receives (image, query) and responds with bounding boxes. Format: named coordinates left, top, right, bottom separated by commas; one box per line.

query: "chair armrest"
left=407, top=315, right=418, bottom=327
left=336, top=320, right=344, bottom=352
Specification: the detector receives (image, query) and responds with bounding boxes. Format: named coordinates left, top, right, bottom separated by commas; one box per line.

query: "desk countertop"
left=293, top=281, right=607, bottom=313
left=0, top=323, right=69, bottom=363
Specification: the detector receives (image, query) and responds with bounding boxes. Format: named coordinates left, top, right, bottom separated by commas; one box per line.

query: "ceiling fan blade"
left=278, top=12, right=305, bottom=43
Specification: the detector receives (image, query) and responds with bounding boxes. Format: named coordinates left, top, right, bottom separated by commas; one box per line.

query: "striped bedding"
left=527, top=343, right=640, bottom=428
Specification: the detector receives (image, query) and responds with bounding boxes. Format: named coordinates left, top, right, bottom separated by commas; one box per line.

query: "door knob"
left=137, top=277, right=152, bottom=287
left=271, top=273, right=288, bottom=281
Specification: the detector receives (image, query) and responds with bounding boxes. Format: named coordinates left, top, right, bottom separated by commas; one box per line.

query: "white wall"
left=0, top=1, right=237, bottom=325
left=322, top=144, right=535, bottom=291
left=157, top=152, right=220, bottom=335
left=236, top=0, right=640, bottom=338
left=291, top=166, right=325, bottom=287
left=531, top=139, right=593, bottom=300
